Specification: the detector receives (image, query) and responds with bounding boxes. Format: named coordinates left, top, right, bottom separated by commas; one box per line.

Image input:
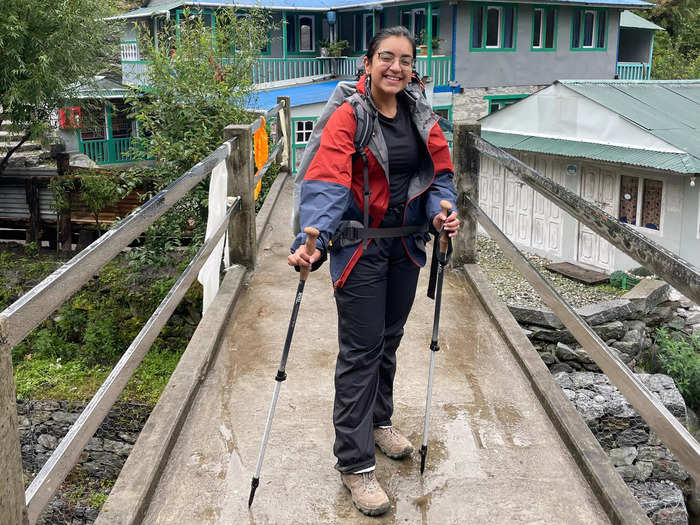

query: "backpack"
left=291, top=81, right=375, bottom=236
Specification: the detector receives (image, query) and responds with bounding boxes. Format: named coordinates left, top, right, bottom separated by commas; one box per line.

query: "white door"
left=478, top=154, right=505, bottom=229
left=531, top=156, right=564, bottom=255
left=577, top=165, right=617, bottom=270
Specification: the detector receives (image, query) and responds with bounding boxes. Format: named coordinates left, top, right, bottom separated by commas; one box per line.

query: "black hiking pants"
left=332, top=207, right=421, bottom=473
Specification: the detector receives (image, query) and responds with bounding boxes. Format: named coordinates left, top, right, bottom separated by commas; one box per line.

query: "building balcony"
left=616, top=62, right=651, bottom=80
left=120, top=43, right=452, bottom=89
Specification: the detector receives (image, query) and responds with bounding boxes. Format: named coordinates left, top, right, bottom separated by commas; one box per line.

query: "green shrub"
left=654, top=328, right=700, bottom=410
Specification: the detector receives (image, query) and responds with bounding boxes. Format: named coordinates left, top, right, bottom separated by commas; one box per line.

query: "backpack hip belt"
left=331, top=220, right=429, bottom=249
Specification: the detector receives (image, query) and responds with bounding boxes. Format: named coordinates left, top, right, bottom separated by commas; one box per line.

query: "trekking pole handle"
left=439, top=200, right=451, bottom=255
left=300, top=227, right=319, bottom=281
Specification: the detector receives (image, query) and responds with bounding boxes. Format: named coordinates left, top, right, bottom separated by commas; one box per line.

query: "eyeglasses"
left=376, top=51, right=414, bottom=69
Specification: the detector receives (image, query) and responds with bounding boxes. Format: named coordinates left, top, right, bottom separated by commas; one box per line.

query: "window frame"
left=233, top=12, right=271, bottom=55
left=398, top=3, right=440, bottom=45
left=286, top=12, right=320, bottom=55
left=530, top=5, right=557, bottom=51
left=291, top=117, right=318, bottom=172
left=617, top=174, right=664, bottom=232
left=570, top=7, right=608, bottom=51
left=470, top=3, right=518, bottom=52
left=483, top=93, right=528, bottom=114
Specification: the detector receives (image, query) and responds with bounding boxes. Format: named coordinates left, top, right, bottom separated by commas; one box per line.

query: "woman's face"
left=363, top=35, right=414, bottom=99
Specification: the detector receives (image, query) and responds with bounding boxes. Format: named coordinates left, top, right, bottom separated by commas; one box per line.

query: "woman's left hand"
left=432, top=210, right=460, bottom=237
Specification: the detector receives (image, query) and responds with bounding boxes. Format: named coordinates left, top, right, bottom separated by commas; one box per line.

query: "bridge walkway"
left=130, top=178, right=610, bottom=524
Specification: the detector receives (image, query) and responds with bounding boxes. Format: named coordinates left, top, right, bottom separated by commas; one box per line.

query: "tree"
left=634, top=0, right=700, bottom=79
left=0, top=0, right=122, bottom=174
left=125, top=7, right=271, bottom=264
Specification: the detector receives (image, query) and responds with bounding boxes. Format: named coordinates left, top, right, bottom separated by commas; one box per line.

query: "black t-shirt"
left=377, top=98, right=422, bottom=206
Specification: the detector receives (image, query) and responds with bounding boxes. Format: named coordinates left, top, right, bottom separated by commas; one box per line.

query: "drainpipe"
left=426, top=3, right=433, bottom=78
left=282, top=12, right=287, bottom=60
left=648, top=31, right=655, bottom=79
left=451, top=3, right=456, bottom=81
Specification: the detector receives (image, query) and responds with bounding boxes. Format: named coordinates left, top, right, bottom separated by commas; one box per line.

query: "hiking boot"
left=341, top=471, right=391, bottom=516
left=374, top=426, right=414, bottom=459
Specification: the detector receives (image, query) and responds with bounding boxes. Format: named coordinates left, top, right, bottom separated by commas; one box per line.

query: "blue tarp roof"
left=114, top=0, right=654, bottom=19
left=247, top=80, right=341, bottom=110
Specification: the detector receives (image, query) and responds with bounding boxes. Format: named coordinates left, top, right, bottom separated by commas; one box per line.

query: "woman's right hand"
left=287, top=245, right=322, bottom=269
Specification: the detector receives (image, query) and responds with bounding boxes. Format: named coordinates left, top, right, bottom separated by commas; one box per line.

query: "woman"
left=288, top=26, right=459, bottom=517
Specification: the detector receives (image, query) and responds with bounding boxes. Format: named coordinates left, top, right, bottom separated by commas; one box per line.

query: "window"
left=295, top=120, right=314, bottom=144
left=400, top=6, right=439, bottom=45
left=484, top=94, right=527, bottom=114
left=287, top=14, right=316, bottom=53
left=235, top=13, right=270, bottom=54
left=532, top=7, right=556, bottom=50
left=293, top=119, right=316, bottom=172
left=618, top=176, right=662, bottom=230
left=571, top=8, right=607, bottom=50
left=80, top=106, right=106, bottom=141
left=471, top=4, right=516, bottom=51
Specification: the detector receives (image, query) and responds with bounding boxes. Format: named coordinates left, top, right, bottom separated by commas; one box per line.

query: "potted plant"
left=328, top=39, right=350, bottom=57
left=319, top=39, right=330, bottom=57
left=431, top=37, right=442, bottom=54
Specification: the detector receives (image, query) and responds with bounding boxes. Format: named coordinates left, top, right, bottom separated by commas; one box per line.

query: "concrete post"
left=224, top=124, right=256, bottom=269
left=276, top=96, right=292, bottom=171
left=452, top=121, right=480, bottom=266
left=0, top=329, right=29, bottom=525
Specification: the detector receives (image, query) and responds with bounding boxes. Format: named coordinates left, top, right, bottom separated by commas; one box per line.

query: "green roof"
left=557, top=80, right=700, bottom=172
left=106, top=1, right=184, bottom=19
left=620, top=10, right=665, bottom=30
left=482, top=131, right=699, bottom=173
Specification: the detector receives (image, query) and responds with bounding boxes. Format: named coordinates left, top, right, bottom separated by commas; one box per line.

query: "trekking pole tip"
left=248, top=477, right=260, bottom=507
left=419, top=445, right=427, bottom=474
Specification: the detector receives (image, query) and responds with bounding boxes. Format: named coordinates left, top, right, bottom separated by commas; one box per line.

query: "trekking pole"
left=420, top=201, right=451, bottom=475
left=248, top=227, right=319, bottom=507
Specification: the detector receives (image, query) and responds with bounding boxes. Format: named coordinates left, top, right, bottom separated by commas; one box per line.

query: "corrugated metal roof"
left=74, top=77, right=130, bottom=99
left=246, top=80, right=341, bottom=109
left=620, top=10, right=664, bottom=30
left=111, top=0, right=653, bottom=19
left=482, top=131, right=699, bottom=173
left=559, top=80, right=700, bottom=171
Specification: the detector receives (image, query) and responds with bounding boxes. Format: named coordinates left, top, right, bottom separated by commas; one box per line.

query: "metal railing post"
left=224, top=124, right=256, bottom=269
left=0, top=331, right=29, bottom=525
left=276, top=96, right=292, bottom=171
left=452, top=122, right=480, bottom=266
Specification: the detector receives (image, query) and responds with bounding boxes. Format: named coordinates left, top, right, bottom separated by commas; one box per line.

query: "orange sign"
left=253, top=118, right=269, bottom=200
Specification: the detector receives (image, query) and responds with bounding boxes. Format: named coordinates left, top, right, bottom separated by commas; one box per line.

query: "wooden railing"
left=616, top=62, right=650, bottom=80
left=448, top=121, right=700, bottom=504
left=0, top=98, right=292, bottom=525
left=119, top=44, right=452, bottom=87
left=80, top=137, right=135, bottom=165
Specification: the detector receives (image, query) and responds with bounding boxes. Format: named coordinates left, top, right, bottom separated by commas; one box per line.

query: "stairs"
left=0, top=115, right=51, bottom=168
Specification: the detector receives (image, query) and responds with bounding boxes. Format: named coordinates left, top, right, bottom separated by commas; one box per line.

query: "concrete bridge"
left=2, top=107, right=698, bottom=524
left=95, top=178, right=627, bottom=524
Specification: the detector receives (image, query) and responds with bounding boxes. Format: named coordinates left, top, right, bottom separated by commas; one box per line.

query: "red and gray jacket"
left=291, top=74, right=456, bottom=288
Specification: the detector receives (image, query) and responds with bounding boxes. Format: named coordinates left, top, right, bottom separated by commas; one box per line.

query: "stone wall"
left=509, top=281, right=699, bottom=524
left=452, top=84, right=547, bottom=122
left=17, top=400, right=150, bottom=525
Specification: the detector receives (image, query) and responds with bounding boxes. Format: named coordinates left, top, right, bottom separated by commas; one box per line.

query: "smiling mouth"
left=384, top=75, right=402, bottom=81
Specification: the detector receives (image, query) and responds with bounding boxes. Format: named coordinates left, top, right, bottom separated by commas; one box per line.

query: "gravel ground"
left=476, top=235, right=626, bottom=308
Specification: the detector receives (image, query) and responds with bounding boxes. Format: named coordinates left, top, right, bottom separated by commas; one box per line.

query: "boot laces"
left=361, top=472, right=379, bottom=492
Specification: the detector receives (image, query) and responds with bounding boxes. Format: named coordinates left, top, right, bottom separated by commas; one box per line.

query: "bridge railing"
left=448, top=121, right=700, bottom=490
left=0, top=98, right=291, bottom=525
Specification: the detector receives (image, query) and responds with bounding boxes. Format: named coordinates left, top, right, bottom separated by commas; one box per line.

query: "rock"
left=555, top=343, right=579, bottom=361
left=69, top=153, right=99, bottom=168
left=539, top=352, right=556, bottom=365
left=85, top=438, right=103, bottom=452
left=685, top=311, right=700, bottom=325
left=118, top=431, right=138, bottom=444
left=550, top=362, right=574, bottom=374
left=622, top=280, right=670, bottom=314
left=618, top=428, right=649, bottom=447
left=610, top=446, right=637, bottom=466
left=629, top=481, right=688, bottom=525
left=647, top=306, right=674, bottom=326
left=634, top=461, right=654, bottom=482
left=33, top=400, right=61, bottom=411
left=612, top=340, right=638, bottom=355
left=583, top=363, right=602, bottom=372
left=103, top=439, right=133, bottom=457
left=691, top=323, right=700, bottom=337
left=508, top=305, right=564, bottom=329
left=529, top=326, right=576, bottom=344
left=592, top=321, right=625, bottom=340
left=616, top=465, right=637, bottom=481
left=553, top=372, right=574, bottom=389
left=652, top=459, right=689, bottom=482
left=576, top=299, right=636, bottom=326
left=37, top=434, right=58, bottom=450
left=52, top=411, right=80, bottom=424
